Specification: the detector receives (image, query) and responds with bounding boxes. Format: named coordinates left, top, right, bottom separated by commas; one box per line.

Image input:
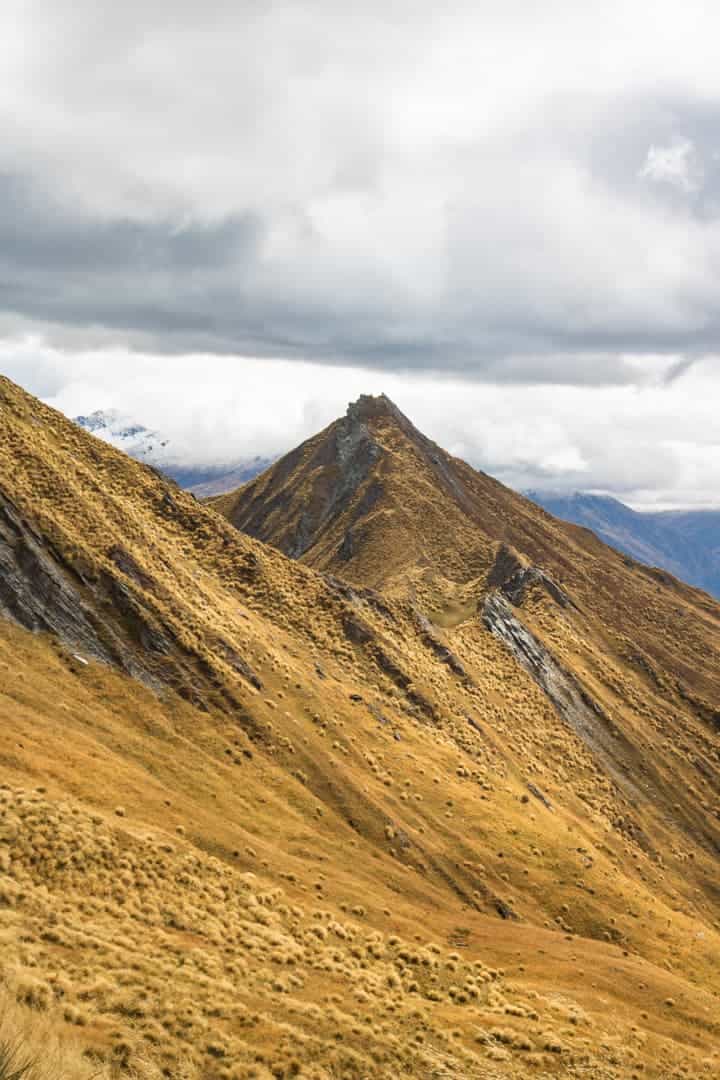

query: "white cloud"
left=640, top=137, right=702, bottom=192
left=1, top=2, right=720, bottom=506
left=0, top=4, right=720, bottom=370
left=3, top=337, right=718, bottom=509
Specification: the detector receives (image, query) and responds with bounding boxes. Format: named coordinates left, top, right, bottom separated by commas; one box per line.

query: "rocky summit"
left=1, top=379, right=720, bottom=1079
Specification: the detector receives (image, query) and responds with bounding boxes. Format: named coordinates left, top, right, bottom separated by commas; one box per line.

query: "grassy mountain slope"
left=1, top=377, right=720, bottom=1078
left=213, top=393, right=720, bottom=715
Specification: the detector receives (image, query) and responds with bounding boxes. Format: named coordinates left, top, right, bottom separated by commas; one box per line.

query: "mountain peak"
left=342, top=393, right=439, bottom=462
left=74, top=407, right=123, bottom=433
left=345, top=392, right=404, bottom=424
left=211, top=393, right=441, bottom=567
left=75, top=408, right=154, bottom=443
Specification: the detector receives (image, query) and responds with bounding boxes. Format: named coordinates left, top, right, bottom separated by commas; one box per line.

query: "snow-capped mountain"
left=73, top=409, right=270, bottom=494
left=74, top=409, right=169, bottom=460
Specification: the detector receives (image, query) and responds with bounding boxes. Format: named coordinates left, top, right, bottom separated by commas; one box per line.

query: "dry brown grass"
left=1, top=377, right=720, bottom=1077
left=4, top=779, right=615, bottom=1078
left=0, top=988, right=118, bottom=1080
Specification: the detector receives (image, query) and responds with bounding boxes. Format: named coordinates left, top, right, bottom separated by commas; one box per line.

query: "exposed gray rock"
left=487, top=543, right=572, bottom=608
left=481, top=592, right=644, bottom=804
left=501, top=564, right=572, bottom=608
left=108, top=544, right=156, bottom=591
left=414, top=611, right=469, bottom=679
left=0, top=494, right=122, bottom=667
left=341, top=609, right=374, bottom=645
left=338, top=528, right=355, bottom=561
left=527, top=782, right=553, bottom=811
left=0, top=488, right=262, bottom=698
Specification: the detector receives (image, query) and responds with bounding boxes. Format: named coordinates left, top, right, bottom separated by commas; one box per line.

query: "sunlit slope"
left=211, top=392, right=613, bottom=587
left=1, top=376, right=720, bottom=1077
left=214, top=394, right=720, bottom=875
left=3, top=619, right=720, bottom=1080
left=213, top=394, right=720, bottom=644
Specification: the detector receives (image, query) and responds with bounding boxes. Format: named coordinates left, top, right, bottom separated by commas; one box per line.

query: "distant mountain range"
left=526, top=490, right=720, bottom=599
left=73, top=409, right=271, bottom=495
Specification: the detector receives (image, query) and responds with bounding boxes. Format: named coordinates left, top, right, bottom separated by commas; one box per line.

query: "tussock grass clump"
left=0, top=990, right=113, bottom=1080
left=3, top=784, right=574, bottom=1077
left=0, top=1042, right=32, bottom=1080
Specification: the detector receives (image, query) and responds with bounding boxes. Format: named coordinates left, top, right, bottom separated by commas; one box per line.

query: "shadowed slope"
left=2, top=377, right=720, bottom=1078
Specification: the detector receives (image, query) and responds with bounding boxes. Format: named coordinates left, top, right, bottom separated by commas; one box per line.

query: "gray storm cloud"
left=2, top=1, right=720, bottom=376
left=2, top=1, right=720, bottom=510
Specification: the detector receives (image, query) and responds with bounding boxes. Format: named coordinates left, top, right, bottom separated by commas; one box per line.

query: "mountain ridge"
left=2, top=379, right=720, bottom=1077
left=214, top=392, right=720, bottom=837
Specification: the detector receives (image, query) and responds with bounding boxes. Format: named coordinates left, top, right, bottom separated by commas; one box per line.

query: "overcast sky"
left=1, top=1, right=720, bottom=507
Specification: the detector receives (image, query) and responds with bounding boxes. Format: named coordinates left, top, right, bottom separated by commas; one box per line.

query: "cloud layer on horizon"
left=4, top=339, right=718, bottom=511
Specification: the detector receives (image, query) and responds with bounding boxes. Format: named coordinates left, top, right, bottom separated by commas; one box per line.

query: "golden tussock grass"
left=1, top=378, right=720, bottom=1077
left=0, top=989, right=119, bottom=1080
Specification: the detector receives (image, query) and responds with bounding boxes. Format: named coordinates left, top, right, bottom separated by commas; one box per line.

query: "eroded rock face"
left=0, top=490, right=186, bottom=689
left=487, top=543, right=572, bottom=608
left=501, top=565, right=571, bottom=608
left=481, top=592, right=645, bottom=806
left=0, top=494, right=121, bottom=665
left=413, top=611, right=469, bottom=680
left=0, top=490, right=263, bottom=699
left=223, top=404, right=387, bottom=562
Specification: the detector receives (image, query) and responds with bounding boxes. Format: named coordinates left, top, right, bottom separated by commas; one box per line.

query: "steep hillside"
left=214, top=394, right=720, bottom=959
left=211, top=393, right=576, bottom=589
left=213, top=395, right=720, bottom=710
left=2, top=377, right=720, bottom=1078
left=526, top=491, right=720, bottom=599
